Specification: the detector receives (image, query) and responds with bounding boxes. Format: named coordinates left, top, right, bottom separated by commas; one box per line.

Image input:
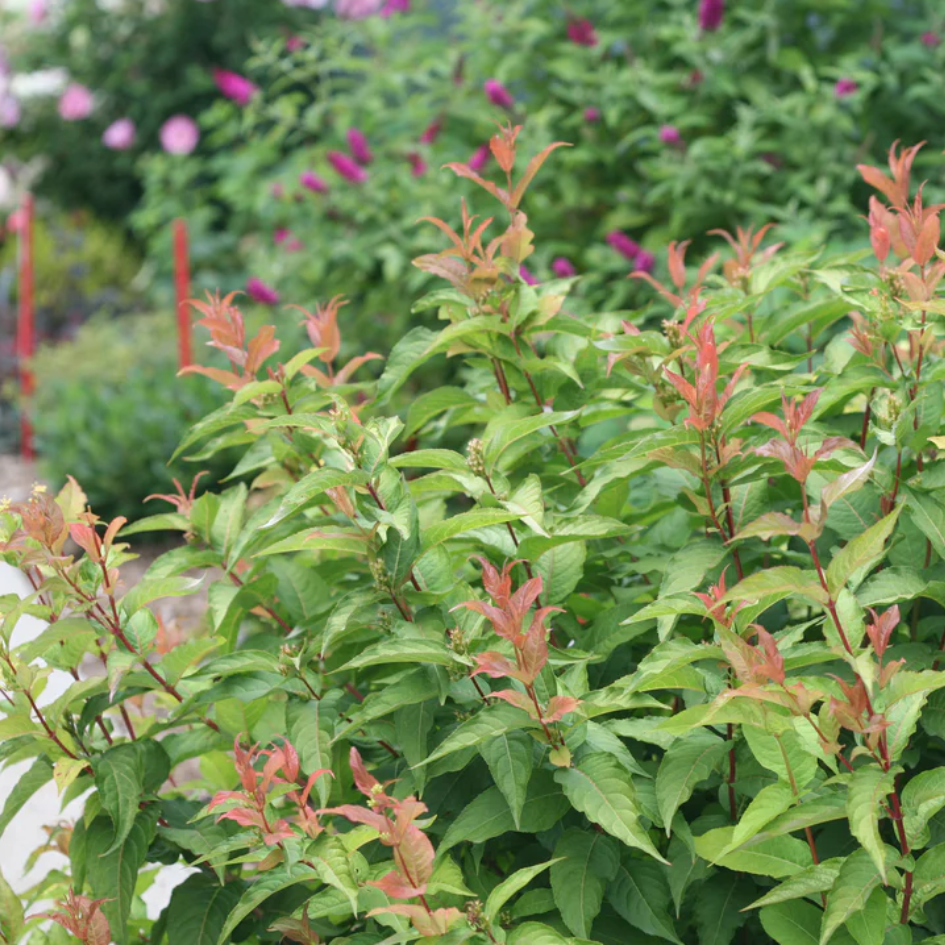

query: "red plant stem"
left=174, top=218, right=192, bottom=370
left=699, top=435, right=743, bottom=578
left=228, top=571, right=295, bottom=634
left=470, top=676, right=489, bottom=703
left=364, top=481, right=423, bottom=597
left=859, top=390, right=873, bottom=450
left=713, top=437, right=744, bottom=580
left=492, top=359, right=512, bottom=405
left=16, top=193, right=35, bottom=460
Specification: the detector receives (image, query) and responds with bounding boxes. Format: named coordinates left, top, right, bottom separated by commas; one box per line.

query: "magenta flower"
left=606, top=231, right=640, bottom=261
left=420, top=118, right=442, bottom=144
left=484, top=78, right=514, bottom=109
left=567, top=18, right=598, bottom=46
left=102, top=117, right=135, bottom=150
left=922, top=31, right=941, bottom=47
left=634, top=250, right=656, bottom=274
left=0, top=96, right=21, bottom=129
left=834, top=78, right=858, bottom=98
left=468, top=145, right=490, bottom=172
left=583, top=107, right=601, bottom=123
left=336, top=0, right=383, bottom=18
left=659, top=124, right=683, bottom=145
left=698, top=0, right=724, bottom=31
left=552, top=257, right=577, bottom=278
left=381, top=0, right=410, bottom=14
left=213, top=68, right=258, bottom=106
left=160, top=115, right=199, bottom=155
left=286, top=36, right=305, bottom=52
left=58, top=84, right=93, bottom=121
left=328, top=150, right=368, bottom=183
left=346, top=128, right=373, bottom=165
left=275, top=230, right=303, bottom=252
left=407, top=152, right=427, bottom=177
left=27, top=0, right=47, bottom=25
left=274, top=228, right=291, bottom=244
left=247, top=277, right=279, bottom=305
left=300, top=170, right=329, bottom=193
left=519, top=265, right=538, bottom=286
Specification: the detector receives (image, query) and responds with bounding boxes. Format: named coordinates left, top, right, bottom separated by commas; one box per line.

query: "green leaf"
left=694, top=828, right=813, bottom=878
left=86, top=811, right=157, bottom=945
left=913, top=843, right=945, bottom=910
left=421, top=508, right=520, bottom=554
left=721, top=567, right=827, bottom=606
left=264, top=468, right=369, bottom=528
left=902, top=767, right=945, bottom=849
left=286, top=698, right=334, bottom=808
left=166, top=873, right=241, bottom=945
left=742, top=726, right=818, bottom=791
left=655, top=730, right=730, bottom=833
left=335, top=637, right=456, bottom=672
left=0, top=865, right=24, bottom=945
left=419, top=703, right=534, bottom=767
left=555, top=753, right=668, bottom=863
left=826, top=509, right=901, bottom=596
left=819, top=851, right=882, bottom=945
left=92, top=744, right=146, bottom=853
left=336, top=669, right=440, bottom=737
left=484, top=410, right=579, bottom=470
left=121, top=575, right=203, bottom=616
left=507, top=922, right=570, bottom=945
left=481, top=730, right=534, bottom=830
left=215, top=864, right=320, bottom=945
left=551, top=828, right=618, bottom=938
left=484, top=859, right=562, bottom=924
left=843, top=886, right=887, bottom=945
left=846, top=765, right=896, bottom=882
left=760, top=900, right=821, bottom=945
left=745, top=860, right=843, bottom=910
left=608, top=855, right=681, bottom=944
left=0, top=756, right=53, bottom=840
left=311, top=836, right=359, bottom=914
left=717, top=782, right=796, bottom=858
left=694, top=873, right=751, bottom=945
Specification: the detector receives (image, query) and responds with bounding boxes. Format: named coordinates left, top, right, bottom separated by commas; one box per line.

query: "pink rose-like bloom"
left=484, top=78, right=514, bottom=109
left=659, top=124, right=683, bottom=145
left=698, top=0, right=724, bottom=31
left=102, top=117, right=135, bottom=150
left=300, top=170, right=328, bottom=193
left=328, top=150, right=368, bottom=183
left=381, top=0, right=410, bottom=15
left=336, top=0, right=383, bottom=19
left=583, top=107, right=601, bottom=123
left=247, top=277, right=279, bottom=305
left=407, top=152, right=427, bottom=177
left=519, top=265, right=538, bottom=286
left=552, top=257, right=577, bottom=278
left=58, top=84, right=93, bottom=121
left=0, top=96, right=20, bottom=129
left=160, top=115, right=199, bottom=155
left=213, top=68, right=258, bottom=106
left=606, top=230, right=640, bottom=261
left=922, top=31, right=941, bottom=47
left=634, top=250, right=656, bottom=274
left=346, top=128, right=373, bottom=165
left=468, top=144, right=490, bottom=172
left=286, top=36, right=305, bottom=52
left=567, top=18, right=598, bottom=46
left=420, top=118, right=442, bottom=144
left=834, top=78, right=858, bottom=98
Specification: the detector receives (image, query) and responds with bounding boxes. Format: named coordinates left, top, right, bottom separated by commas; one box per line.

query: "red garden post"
left=16, top=193, right=35, bottom=461
left=174, top=217, right=192, bottom=369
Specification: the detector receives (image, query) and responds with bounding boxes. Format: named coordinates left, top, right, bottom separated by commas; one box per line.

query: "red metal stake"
left=173, top=218, right=192, bottom=370
left=16, top=194, right=35, bottom=461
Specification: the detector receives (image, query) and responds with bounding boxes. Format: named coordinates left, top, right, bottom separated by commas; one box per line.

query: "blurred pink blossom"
left=468, top=145, right=490, bottom=172
left=552, top=257, right=577, bottom=278
left=271, top=182, right=286, bottom=198
left=213, top=68, right=258, bottom=106
left=0, top=96, right=20, bottom=129
left=102, top=117, right=135, bottom=150
left=420, top=118, right=442, bottom=143
left=347, top=128, right=373, bottom=165
left=519, top=265, right=538, bottom=286
left=286, top=36, right=305, bottom=52
left=381, top=0, right=409, bottom=14
left=407, top=152, right=427, bottom=177
left=300, top=170, right=329, bottom=193
left=336, top=0, right=383, bottom=18
left=484, top=78, right=514, bottom=109
left=634, top=250, right=655, bottom=273
left=922, top=31, right=941, bottom=47
left=659, top=124, right=683, bottom=145
left=328, top=150, right=368, bottom=183
left=698, top=0, right=724, bottom=31
left=583, top=107, right=601, bottom=122
left=834, top=77, right=858, bottom=97
left=160, top=115, right=199, bottom=154
left=58, top=84, right=93, bottom=121
left=567, top=18, right=598, bottom=46
left=247, top=277, right=279, bottom=305
left=274, top=228, right=291, bottom=244
left=27, top=0, right=47, bottom=25
left=606, top=231, right=640, bottom=260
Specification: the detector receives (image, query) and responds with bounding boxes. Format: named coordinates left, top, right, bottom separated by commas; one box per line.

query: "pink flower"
left=484, top=78, right=514, bottom=109
left=567, top=18, right=598, bottom=46
left=102, top=117, right=135, bottom=150
left=336, top=0, right=383, bottom=18
left=286, top=237, right=303, bottom=252
left=420, top=118, right=442, bottom=143
left=300, top=170, right=328, bottom=193
left=247, top=277, right=279, bottom=305
left=27, top=0, right=47, bottom=25
left=834, top=78, right=858, bottom=98
left=275, top=230, right=303, bottom=252
left=271, top=182, right=286, bottom=199
left=698, top=0, right=724, bottom=31
left=346, top=128, right=373, bottom=165
left=468, top=145, right=490, bottom=172
left=552, top=257, right=577, bottom=278
left=0, top=96, right=20, bottom=129
left=213, top=68, right=258, bottom=106
left=274, top=228, right=291, bottom=244
left=328, top=150, right=368, bottom=183
left=659, top=124, right=682, bottom=145
left=922, top=31, right=941, bottom=47
left=407, top=152, right=427, bottom=177
left=58, top=84, right=93, bottom=121
left=6, top=209, right=25, bottom=233
left=286, top=36, right=305, bottom=52
left=160, top=115, right=199, bottom=155
left=519, top=265, right=538, bottom=286
left=634, top=250, right=655, bottom=273
left=606, top=231, right=640, bottom=260
left=381, top=0, right=409, bottom=14
left=583, top=107, right=601, bottom=123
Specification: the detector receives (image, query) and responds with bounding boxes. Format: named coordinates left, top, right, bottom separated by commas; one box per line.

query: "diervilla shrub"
left=4, top=128, right=945, bottom=945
